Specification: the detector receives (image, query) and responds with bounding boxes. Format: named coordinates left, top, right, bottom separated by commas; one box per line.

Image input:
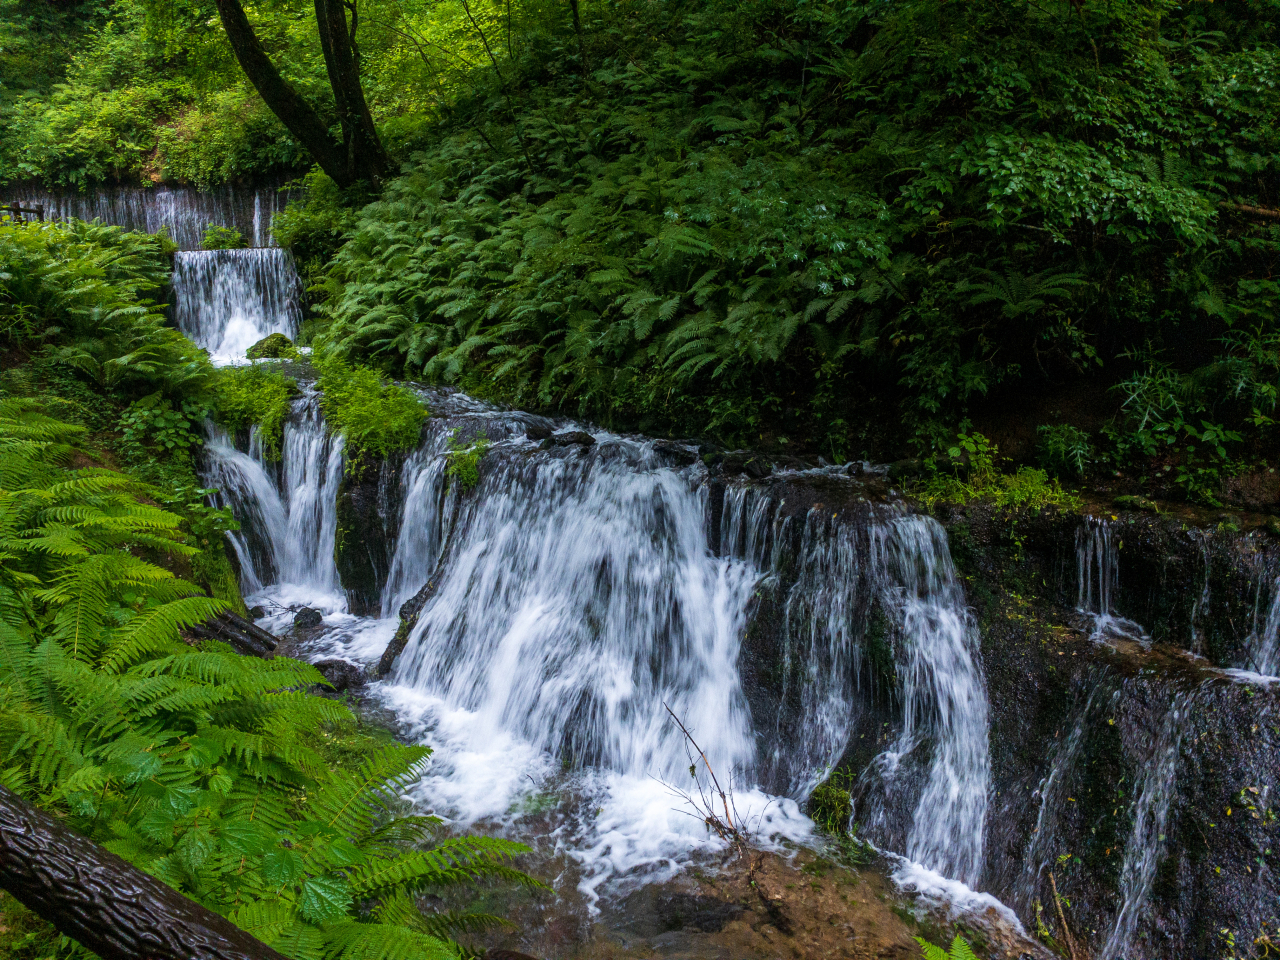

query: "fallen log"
left=187, top=610, right=278, bottom=658
left=0, top=784, right=288, bottom=960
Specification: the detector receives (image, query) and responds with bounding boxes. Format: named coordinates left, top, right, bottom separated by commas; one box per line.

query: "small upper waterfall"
left=173, top=248, right=301, bottom=363
left=1077, top=517, right=1147, bottom=641
left=1249, top=578, right=1280, bottom=677
left=4, top=182, right=291, bottom=249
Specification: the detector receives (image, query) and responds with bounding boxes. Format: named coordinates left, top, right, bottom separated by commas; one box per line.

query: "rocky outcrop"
left=334, top=455, right=405, bottom=615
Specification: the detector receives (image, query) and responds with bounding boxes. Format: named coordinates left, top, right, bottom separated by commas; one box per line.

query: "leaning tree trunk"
left=0, top=785, right=287, bottom=960
left=212, top=0, right=388, bottom=187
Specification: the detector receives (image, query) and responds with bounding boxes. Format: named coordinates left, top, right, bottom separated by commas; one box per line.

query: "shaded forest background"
left=3, top=0, right=1279, bottom=499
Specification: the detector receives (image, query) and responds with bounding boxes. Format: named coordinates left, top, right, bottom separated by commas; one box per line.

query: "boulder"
left=248, top=605, right=267, bottom=620
left=246, top=332, right=294, bottom=360
left=719, top=450, right=770, bottom=478
left=293, top=607, right=323, bottom=628
left=524, top=422, right=553, bottom=441
left=312, top=659, right=366, bottom=693
left=651, top=439, right=699, bottom=467
left=540, top=430, right=596, bottom=449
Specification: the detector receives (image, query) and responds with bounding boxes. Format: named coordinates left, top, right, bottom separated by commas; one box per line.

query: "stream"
left=21, top=184, right=1280, bottom=960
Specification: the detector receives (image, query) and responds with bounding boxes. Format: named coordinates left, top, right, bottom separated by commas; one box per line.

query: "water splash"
left=173, top=249, right=301, bottom=364
left=4, top=182, right=291, bottom=249
left=1247, top=577, right=1280, bottom=677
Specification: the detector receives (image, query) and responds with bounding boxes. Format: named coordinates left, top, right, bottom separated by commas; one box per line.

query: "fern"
left=915, top=935, right=980, bottom=960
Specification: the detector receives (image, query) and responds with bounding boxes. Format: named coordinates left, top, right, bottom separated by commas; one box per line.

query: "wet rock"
left=651, top=439, right=699, bottom=467
left=245, top=332, right=294, bottom=359
left=1114, top=494, right=1159, bottom=512
left=334, top=456, right=404, bottom=616
left=719, top=450, right=770, bottom=478
left=524, top=422, right=553, bottom=442
left=248, top=605, right=267, bottom=620
left=886, top=457, right=923, bottom=480
left=539, top=430, right=596, bottom=449
left=293, top=607, right=323, bottom=628
left=312, top=658, right=366, bottom=693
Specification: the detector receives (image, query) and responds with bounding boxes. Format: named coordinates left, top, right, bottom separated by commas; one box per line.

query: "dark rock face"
left=312, top=658, right=366, bottom=693
left=540, top=430, right=596, bottom=448
left=725, top=478, right=1280, bottom=959
left=245, top=332, right=294, bottom=359
left=334, top=454, right=405, bottom=616
left=524, top=422, right=553, bottom=441
left=293, top=607, right=323, bottom=628
left=248, top=605, right=267, bottom=620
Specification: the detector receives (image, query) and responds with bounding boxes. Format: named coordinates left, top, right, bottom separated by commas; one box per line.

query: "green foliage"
left=915, top=434, right=1082, bottom=511
left=314, top=357, right=427, bottom=464
left=0, top=399, right=537, bottom=958
left=201, top=224, right=247, bottom=250
left=1036, top=425, right=1092, bottom=479
left=246, top=332, right=297, bottom=360
left=118, top=393, right=207, bottom=462
left=209, top=364, right=298, bottom=459
left=0, top=219, right=209, bottom=404
left=445, top=431, right=491, bottom=491
left=808, top=770, right=855, bottom=836
left=915, top=934, right=979, bottom=960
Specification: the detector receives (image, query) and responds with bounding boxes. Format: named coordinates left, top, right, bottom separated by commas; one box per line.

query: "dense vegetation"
left=6, top=0, right=1279, bottom=500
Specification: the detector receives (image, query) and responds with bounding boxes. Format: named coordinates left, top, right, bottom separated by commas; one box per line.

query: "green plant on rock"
left=0, top=399, right=538, bottom=957
left=209, top=363, right=298, bottom=458
left=915, top=935, right=978, bottom=960
left=915, top=433, right=1081, bottom=512
left=445, top=430, right=491, bottom=491
left=201, top=224, right=247, bottom=250
left=118, top=393, right=207, bottom=463
left=315, top=357, right=426, bottom=465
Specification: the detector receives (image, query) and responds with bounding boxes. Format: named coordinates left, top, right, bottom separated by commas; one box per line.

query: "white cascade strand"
left=1077, top=517, right=1147, bottom=642
left=4, top=183, right=289, bottom=249
left=173, top=248, right=301, bottom=364
left=870, top=513, right=991, bottom=887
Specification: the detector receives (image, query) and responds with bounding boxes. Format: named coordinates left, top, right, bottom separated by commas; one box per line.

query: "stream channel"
left=21, top=185, right=1280, bottom=960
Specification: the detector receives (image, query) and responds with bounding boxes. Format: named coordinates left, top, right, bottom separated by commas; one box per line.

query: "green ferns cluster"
left=315, top=358, right=427, bottom=465
left=0, top=400, right=535, bottom=958
left=914, top=434, right=1082, bottom=512
left=210, top=364, right=300, bottom=459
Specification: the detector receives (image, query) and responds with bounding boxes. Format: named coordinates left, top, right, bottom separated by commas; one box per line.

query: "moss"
left=245, top=332, right=295, bottom=360
left=445, top=430, right=491, bottom=490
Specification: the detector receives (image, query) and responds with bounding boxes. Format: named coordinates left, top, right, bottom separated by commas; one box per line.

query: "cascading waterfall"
left=1077, top=517, right=1147, bottom=641
left=381, top=430, right=455, bottom=618
left=1098, top=693, right=1193, bottom=960
left=4, top=182, right=290, bottom=249
left=173, top=248, right=301, bottom=363
left=204, top=391, right=345, bottom=612
left=1248, top=578, right=1280, bottom=677
left=868, top=515, right=990, bottom=887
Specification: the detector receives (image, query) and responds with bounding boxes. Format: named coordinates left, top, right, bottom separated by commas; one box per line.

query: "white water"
left=1077, top=517, right=1148, bottom=642
left=5, top=182, right=289, bottom=249
left=173, top=248, right=301, bottom=364
left=868, top=515, right=991, bottom=887
left=1098, top=693, right=1191, bottom=960
left=205, top=391, right=346, bottom=613
left=1248, top=577, right=1280, bottom=677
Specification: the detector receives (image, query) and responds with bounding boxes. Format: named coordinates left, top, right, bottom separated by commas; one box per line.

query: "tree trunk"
left=213, top=0, right=388, bottom=187
left=315, top=0, right=391, bottom=181
left=0, top=785, right=288, bottom=960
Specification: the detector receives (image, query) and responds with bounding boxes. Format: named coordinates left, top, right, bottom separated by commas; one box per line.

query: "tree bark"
left=213, top=0, right=388, bottom=187
left=0, top=785, right=288, bottom=960
left=186, top=610, right=279, bottom=658
left=315, top=0, right=391, bottom=180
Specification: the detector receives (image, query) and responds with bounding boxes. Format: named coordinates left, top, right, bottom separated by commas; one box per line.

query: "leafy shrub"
left=915, top=433, right=1082, bottom=512
left=315, top=357, right=426, bottom=464
left=0, top=400, right=536, bottom=957
left=209, top=364, right=298, bottom=458
left=1036, top=424, right=1092, bottom=478
left=201, top=224, right=247, bottom=250
left=118, top=393, right=206, bottom=462
left=445, top=431, right=492, bottom=491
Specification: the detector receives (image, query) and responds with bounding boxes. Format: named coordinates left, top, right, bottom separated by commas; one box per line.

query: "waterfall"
left=869, top=515, right=991, bottom=887
left=381, top=432, right=454, bottom=618
left=1077, top=517, right=1147, bottom=641
left=203, top=391, right=345, bottom=612
left=4, top=182, right=290, bottom=249
left=1098, top=693, right=1192, bottom=960
left=173, top=248, right=301, bottom=364
left=1248, top=578, right=1280, bottom=677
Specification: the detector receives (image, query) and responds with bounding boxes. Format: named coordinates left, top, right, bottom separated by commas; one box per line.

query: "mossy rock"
left=246, top=333, right=295, bottom=360
left=1113, top=494, right=1159, bottom=513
